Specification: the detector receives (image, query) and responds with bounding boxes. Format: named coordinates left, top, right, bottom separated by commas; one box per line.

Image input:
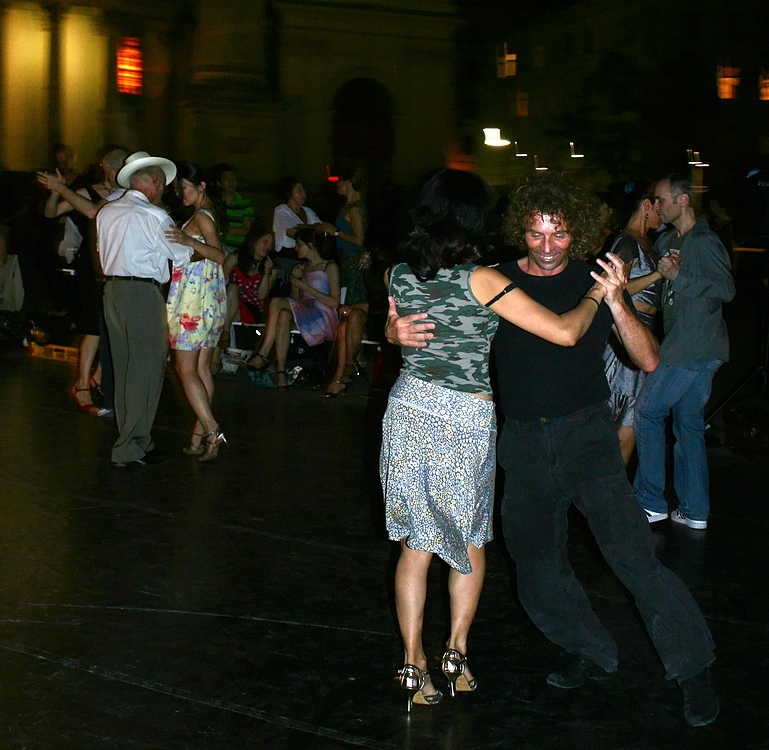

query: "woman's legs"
left=394, top=540, right=439, bottom=696
left=274, top=309, right=293, bottom=388
left=325, top=319, right=349, bottom=395
left=73, top=334, right=100, bottom=407
left=617, top=425, right=636, bottom=466
left=446, top=543, right=485, bottom=682
left=344, top=308, right=367, bottom=374
left=175, top=349, right=218, bottom=443
left=220, top=283, right=241, bottom=347
left=247, top=297, right=292, bottom=367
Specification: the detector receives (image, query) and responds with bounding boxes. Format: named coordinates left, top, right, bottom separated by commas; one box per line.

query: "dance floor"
left=1, top=344, right=767, bottom=749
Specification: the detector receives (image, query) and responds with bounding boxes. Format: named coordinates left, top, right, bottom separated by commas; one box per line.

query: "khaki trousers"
left=103, top=279, right=168, bottom=463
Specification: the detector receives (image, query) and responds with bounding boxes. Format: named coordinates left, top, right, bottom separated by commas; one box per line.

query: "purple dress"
left=287, top=267, right=338, bottom=346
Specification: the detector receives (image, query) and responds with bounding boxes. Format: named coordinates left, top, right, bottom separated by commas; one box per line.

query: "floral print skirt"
left=167, top=259, right=226, bottom=350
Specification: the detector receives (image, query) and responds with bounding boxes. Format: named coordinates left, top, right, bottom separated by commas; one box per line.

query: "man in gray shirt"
left=635, top=175, right=735, bottom=530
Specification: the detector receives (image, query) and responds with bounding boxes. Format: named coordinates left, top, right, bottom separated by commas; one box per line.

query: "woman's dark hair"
left=294, top=226, right=334, bottom=259
left=175, top=161, right=206, bottom=188
left=604, top=178, right=655, bottom=227
left=239, top=221, right=273, bottom=275
left=276, top=176, right=301, bottom=203
left=175, top=161, right=228, bottom=235
left=337, top=166, right=368, bottom=193
left=399, top=169, right=491, bottom=281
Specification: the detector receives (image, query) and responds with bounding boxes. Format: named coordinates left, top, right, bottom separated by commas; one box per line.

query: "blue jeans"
left=498, top=404, right=715, bottom=681
left=633, top=361, right=721, bottom=522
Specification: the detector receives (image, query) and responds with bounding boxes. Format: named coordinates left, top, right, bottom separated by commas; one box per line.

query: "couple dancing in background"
left=382, top=170, right=719, bottom=728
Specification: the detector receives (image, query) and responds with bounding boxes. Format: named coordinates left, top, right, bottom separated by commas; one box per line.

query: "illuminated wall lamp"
left=570, top=141, right=584, bottom=158
left=687, top=149, right=702, bottom=165
left=514, top=141, right=527, bottom=157
left=483, top=128, right=510, bottom=147
left=116, top=36, right=143, bottom=96
left=325, top=164, right=339, bottom=182
left=534, top=155, right=548, bottom=171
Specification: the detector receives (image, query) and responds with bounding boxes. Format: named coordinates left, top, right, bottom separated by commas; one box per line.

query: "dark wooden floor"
left=1, top=340, right=767, bottom=750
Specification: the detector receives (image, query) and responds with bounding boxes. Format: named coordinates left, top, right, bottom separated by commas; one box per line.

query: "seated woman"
left=219, top=222, right=276, bottom=348
left=244, top=228, right=340, bottom=390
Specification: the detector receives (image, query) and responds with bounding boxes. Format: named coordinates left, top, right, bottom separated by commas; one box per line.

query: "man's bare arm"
left=609, top=296, right=659, bottom=372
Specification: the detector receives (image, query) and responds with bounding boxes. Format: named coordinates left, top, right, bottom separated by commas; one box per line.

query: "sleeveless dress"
left=335, top=202, right=368, bottom=305
left=380, top=263, right=499, bottom=574
left=286, top=264, right=338, bottom=347
left=602, top=233, right=662, bottom=426
left=167, top=209, right=226, bottom=350
left=231, top=266, right=264, bottom=323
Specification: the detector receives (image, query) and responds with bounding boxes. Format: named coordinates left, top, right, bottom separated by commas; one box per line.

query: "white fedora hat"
left=117, top=151, right=177, bottom=189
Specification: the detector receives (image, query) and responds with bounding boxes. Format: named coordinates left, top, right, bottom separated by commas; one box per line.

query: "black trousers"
left=498, top=402, right=714, bottom=681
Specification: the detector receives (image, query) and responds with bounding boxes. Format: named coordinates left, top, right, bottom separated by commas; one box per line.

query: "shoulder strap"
left=197, top=207, right=216, bottom=223
left=484, top=282, right=516, bottom=308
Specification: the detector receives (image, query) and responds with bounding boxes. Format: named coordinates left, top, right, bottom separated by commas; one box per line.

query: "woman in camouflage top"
left=382, top=169, right=626, bottom=711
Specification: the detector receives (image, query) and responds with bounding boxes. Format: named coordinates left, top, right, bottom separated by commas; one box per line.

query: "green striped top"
left=225, top=192, right=255, bottom=250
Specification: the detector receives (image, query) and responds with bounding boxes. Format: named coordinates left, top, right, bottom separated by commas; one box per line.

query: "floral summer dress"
left=167, top=208, right=226, bottom=350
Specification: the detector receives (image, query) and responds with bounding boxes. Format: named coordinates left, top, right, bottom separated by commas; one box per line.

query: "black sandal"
left=245, top=352, right=269, bottom=373
left=276, top=370, right=287, bottom=392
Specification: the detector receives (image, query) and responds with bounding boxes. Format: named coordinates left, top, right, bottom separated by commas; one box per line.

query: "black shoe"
left=113, top=448, right=168, bottom=467
left=546, top=655, right=612, bottom=689
left=679, top=667, right=719, bottom=727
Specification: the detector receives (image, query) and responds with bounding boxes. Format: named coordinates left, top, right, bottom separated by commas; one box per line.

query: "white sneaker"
left=671, top=509, right=707, bottom=530
left=644, top=508, right=669, bottom=523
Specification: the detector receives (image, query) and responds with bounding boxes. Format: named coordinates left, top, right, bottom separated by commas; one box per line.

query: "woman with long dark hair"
left=219, top=222, right=276, bottom=349
left=382, top=169, right=626, bottom=712
left=601, top=179, right=663, bottom=464
left=244, top=227, right=340, bottom=390
left=165, top=162, right=227, bottom=460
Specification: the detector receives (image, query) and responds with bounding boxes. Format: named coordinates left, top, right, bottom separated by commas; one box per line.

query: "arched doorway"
left=332, top=78, right=395, bottom=175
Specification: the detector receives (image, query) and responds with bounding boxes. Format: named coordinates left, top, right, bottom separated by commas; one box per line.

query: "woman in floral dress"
left=165, top=162, right=227, bottom=460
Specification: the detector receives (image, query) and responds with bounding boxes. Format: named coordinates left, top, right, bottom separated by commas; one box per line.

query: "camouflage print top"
left=390, top=263, right=500, bottom=395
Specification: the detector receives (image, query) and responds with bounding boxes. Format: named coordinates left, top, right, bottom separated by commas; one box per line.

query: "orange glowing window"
left=117, top=37, right=143, bottom=95
left=760, top=71, right=769, bottom=101
left=717, top=65, right=740, bottom=99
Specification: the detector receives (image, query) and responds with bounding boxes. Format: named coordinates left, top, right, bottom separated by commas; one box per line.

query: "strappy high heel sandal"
left=245, top=352, right=269, bottom=373
left=198, top=427, right=227, bottom=462
left=275, top=370, right=287, bottom=392
left=70, top=385, right=110, bottom=417
left=182, top=428, right=206, bottom=455
left=324, top=379, right=346, bottom=398
left=441, top=649, right=477, bottom=697
left=399, top=664, right=443, bottom=713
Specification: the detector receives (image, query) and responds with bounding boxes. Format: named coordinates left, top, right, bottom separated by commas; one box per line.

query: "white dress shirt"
left=272, top=203, right=321, bottom=252
left=97, top=190, right=191, bottom=283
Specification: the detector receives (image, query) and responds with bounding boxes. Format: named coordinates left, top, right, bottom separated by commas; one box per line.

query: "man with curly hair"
left=386, top=172, right=718, bottom=727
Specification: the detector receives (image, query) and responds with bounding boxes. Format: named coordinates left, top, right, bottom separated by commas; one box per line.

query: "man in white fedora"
left=97, top=151, right=191, bottom=466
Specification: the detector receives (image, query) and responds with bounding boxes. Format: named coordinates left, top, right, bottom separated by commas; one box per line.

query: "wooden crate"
left=29, top=343, right=78, bottom=363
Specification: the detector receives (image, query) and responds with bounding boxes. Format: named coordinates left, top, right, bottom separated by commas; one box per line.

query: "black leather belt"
left=104, top=275, right=161, bottom=289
